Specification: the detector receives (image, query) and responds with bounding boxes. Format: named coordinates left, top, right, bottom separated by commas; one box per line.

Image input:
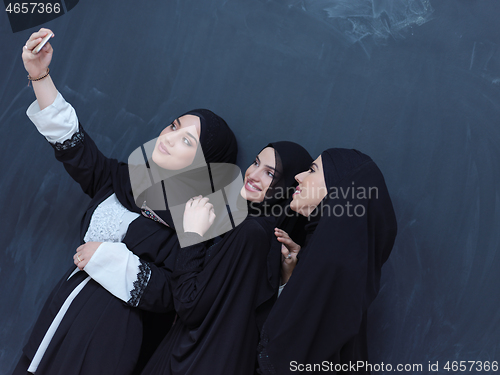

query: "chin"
left=151, top=150, right=164, bottom=167
left=290, top=200, right=308, bottom=217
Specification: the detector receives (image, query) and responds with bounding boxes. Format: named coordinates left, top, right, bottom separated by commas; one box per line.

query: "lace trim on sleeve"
left=127, top=259, right=151, bottom=307
left=51, top=128, right=85, bottom=151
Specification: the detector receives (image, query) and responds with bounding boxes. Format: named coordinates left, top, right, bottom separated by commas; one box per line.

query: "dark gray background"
left=1, top=0, right=499, bottom=373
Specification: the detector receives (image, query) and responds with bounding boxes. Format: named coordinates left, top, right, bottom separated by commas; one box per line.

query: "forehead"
left=258, top=147, right=276, bottom=166
left=313, top=155, right=323, bottom=169
left=177, top=114, right=201, bottom=138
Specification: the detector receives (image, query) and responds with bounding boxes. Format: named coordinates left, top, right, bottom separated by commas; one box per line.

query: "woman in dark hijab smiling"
left=15, top=28, right=238, bottom=375
left=258, top=148, right=398, bottom=374
left=141, top=142, right=312, bottom=375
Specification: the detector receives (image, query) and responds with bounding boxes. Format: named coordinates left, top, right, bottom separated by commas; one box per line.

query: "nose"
left=164, top=131, right=177, bottom=146
left=248, top=166, right=261, bottom=182
left=295, top=171, right=306, bottom=184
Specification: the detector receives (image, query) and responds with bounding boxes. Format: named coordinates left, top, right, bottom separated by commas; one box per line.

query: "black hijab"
left=141, top=142, right=312, bottom=375
left=257, top=148, right=398, bottom=374
left=115, top=109, right=238, bottom=230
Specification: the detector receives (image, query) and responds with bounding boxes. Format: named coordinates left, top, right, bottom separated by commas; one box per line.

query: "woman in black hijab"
left=15, top=28, right=238, bottom=375
left=141, top=142, right=313, bottom=375
left=257, top=148, right=398, bottom=374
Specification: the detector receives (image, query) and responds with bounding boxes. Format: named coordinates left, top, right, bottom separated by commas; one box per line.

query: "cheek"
left=244, top=165, right=255, bottom=178
left=177, top=147, right=197, bottom=167
left=262, top=177, right=273, bottom=192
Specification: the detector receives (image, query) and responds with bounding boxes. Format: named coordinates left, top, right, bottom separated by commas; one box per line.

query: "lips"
left=293, top=186, right=302, bottom=196
left=158, top=141, right=171, bottom=155
left=245, top=179, right=261, bottom=192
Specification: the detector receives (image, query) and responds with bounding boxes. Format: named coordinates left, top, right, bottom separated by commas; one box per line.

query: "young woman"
left=14, top=28, right=238, bottom=375
left=140, top=142, right=313, bottom=375
left=258, top=148, right=398, bottom=374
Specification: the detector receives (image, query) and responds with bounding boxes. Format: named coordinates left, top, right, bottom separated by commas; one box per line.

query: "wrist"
left=28, top=67, right=50, bottom=82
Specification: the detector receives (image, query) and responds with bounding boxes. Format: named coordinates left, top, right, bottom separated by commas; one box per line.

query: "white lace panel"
left=84, top=194, right=132, bottom=243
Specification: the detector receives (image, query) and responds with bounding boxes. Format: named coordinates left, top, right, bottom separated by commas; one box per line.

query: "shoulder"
left=232, top=217, right=273, bottom=244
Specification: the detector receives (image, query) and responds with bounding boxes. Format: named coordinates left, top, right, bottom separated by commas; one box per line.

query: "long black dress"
left=14, top=107, right=238, bottom=375
left=257, top=148, right=398, bottom=375
left=141, top=142, right=313, bottom=375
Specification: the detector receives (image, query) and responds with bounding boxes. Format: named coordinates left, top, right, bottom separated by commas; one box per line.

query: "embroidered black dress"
left=14, top=107, right=238, bottom=375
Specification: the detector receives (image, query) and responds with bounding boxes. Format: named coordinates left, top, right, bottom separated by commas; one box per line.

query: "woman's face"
left=290, top=155, right=328, bottom=217
left=152, top=114, right=201, bottom=170
left=240, top=147, right=276, bottom=203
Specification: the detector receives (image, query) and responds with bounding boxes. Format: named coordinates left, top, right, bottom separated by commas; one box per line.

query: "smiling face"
left=290, top=155, right=328, bottom=217
left=240, top=147, right=276, bottom=203
left=151, top=114, right=201, bottom=170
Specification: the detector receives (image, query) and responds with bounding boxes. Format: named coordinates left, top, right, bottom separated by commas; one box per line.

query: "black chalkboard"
left=1, top=0, right=499, bottom=373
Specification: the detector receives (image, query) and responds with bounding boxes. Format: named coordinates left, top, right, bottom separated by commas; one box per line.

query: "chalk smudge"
left=284, top=0, right=434, bottom=52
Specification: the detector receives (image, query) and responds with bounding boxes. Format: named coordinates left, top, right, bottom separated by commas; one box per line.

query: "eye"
left=253, top=159, right=259, bottom=166
left=170, top=123, right=177, bottom=131
left=183, top=137, right=192, bottom=146
left=308, top=167, right=315, bottom=173
left=267, top=170, right=275, bottom=178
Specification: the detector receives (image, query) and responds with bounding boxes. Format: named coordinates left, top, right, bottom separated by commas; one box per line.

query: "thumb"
left=281, top=244, right=289, bottom=257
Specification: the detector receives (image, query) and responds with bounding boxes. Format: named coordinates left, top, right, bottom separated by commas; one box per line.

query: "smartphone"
left=32, top=33, right=53, bottom=54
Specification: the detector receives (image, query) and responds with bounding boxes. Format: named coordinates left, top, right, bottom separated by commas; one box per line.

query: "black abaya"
left=257, top=148, right=398, bottom=375
left=141, top=142, right=313, bottom=375
left=15, top=108, right=238, bottom=375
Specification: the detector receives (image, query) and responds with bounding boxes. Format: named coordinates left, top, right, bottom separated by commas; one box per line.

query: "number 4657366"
left=5, top=3, right=61, bottom=14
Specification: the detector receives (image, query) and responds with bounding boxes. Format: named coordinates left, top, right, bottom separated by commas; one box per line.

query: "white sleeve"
left=84, top=242, right=151, bottom=305
left=26, top=91, right=79, bottom=143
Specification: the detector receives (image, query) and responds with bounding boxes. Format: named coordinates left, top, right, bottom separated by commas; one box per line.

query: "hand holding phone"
left=22, top=28, right=54, bottom=79
left=32, top=32, right=53, bottom=54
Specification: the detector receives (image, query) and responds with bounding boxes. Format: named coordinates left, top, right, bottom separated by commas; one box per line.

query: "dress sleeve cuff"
left=84, top=242, right=150, bottom=305
left=26, top=91, right=79, bottom=143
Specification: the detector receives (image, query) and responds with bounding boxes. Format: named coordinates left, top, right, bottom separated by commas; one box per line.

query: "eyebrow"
left=176, top=118, right=199, bottom=145
left=256, top=156, right=277, bottom=172
left=311, top=162, right=319, bottom=170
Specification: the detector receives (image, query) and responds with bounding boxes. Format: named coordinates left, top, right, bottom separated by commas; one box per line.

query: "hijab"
left=114, top=109, right=238, bottom=231
left=257, top=148, right=398, bottom=374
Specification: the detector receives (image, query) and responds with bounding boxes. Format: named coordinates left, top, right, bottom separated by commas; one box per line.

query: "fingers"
left=281, top=244, right=295, bottom=263
left=187, top=196, right=214, bottom=207
left=29, top=28, right=54, bottom=43
left=193, top=196, right=210, bottom=206
left=274, top=228, right=290, bottom=238
left=208, top=209, right=216, bottom=224
left=73, top=252, right=84, bottom=270
left=281, top=244, right=289, bottom=257
left=24, top=28, right=54, bottom=52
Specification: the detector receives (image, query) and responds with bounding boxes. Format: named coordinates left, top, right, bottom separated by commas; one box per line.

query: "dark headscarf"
left=118, top=109, right=238, bottom=232
left=244, top=141, right=313, bottom=218
left=257, top=148, right=398, bottom=375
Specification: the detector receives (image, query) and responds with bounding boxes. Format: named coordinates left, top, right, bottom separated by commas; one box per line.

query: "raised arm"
left=22, top=28, right=57, bottom=109
left=22, top=28, right=127, bottom=199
